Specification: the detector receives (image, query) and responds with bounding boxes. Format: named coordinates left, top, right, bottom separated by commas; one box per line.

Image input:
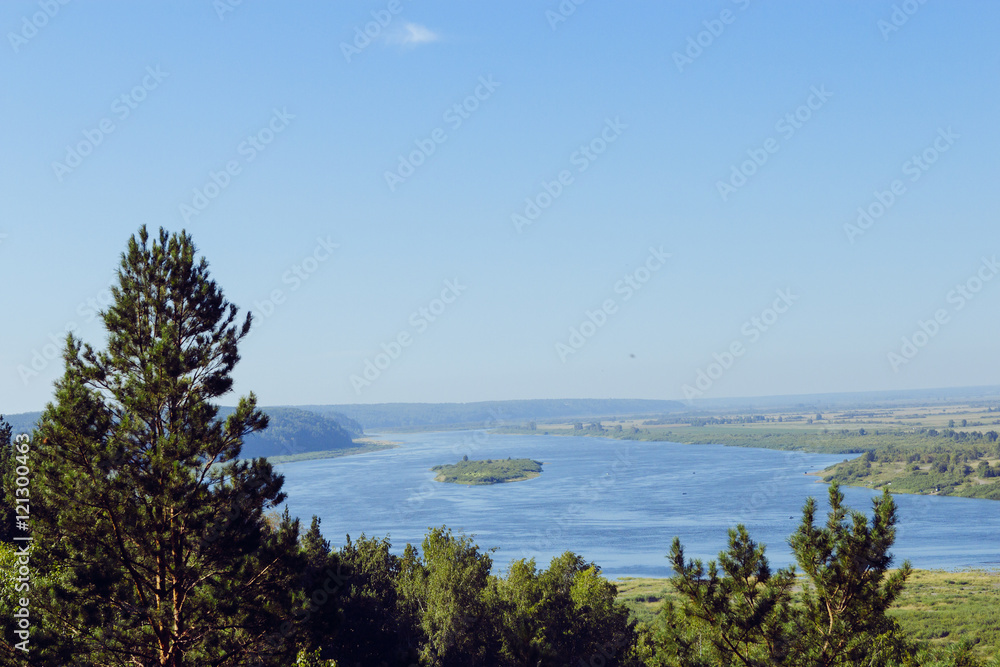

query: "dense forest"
left=0, top=228, right=996, bottom=666
left=230, top=407, right=358, bottom=459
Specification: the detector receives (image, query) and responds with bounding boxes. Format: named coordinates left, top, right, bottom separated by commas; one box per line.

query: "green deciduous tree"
left=398, top=526, right=502, bottom=666
left=494, top=552, right=636, bottom=666
left=30, top=227, right=302, bottom=666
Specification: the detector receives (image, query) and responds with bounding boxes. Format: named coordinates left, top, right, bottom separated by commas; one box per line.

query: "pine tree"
left=300, top=516, right=330, bottom=572
left=31, top=227, right=302, bottom=666
left=787, top=483, right=913, bottom=666
left=663, top=526, right=795, bottom=667
left=659, top=483, right=914, bottom=667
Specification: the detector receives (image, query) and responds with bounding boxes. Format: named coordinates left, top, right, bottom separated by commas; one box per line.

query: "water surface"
left=279, top=431, right=1000, bottom=578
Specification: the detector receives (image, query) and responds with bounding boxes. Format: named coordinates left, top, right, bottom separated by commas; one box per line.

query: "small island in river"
left=431, top=457, right=543, bottom=485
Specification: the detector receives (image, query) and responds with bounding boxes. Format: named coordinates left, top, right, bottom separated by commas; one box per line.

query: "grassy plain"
left=615, top=569, right=1000, bottom=658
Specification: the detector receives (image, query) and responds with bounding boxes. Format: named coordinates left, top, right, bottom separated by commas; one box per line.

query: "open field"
left=615, top=569, right=1000, bottom=658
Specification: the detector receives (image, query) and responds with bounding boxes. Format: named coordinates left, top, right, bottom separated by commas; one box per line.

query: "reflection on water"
left=279, top=431, right=1000, bottom=578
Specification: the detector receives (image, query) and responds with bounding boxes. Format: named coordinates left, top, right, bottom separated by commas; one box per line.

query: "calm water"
left=279, top=431, right=1000, bottom=578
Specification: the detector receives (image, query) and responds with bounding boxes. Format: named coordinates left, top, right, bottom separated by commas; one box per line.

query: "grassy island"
left=431, top=457, right=543, bottom=485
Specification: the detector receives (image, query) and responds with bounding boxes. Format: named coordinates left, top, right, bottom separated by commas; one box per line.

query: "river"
left=278, top=431, right=1000, bottom=578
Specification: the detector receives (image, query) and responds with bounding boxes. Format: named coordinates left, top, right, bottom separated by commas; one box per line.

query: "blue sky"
left=2, top=1, right=999, bottom=413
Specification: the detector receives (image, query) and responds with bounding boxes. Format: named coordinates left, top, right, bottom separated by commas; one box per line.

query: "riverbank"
left=615, top=569, right=1000, bottom=658
left=265, top=438, right=399, bottom=465
left=492, top=423, right=1000, bottom=500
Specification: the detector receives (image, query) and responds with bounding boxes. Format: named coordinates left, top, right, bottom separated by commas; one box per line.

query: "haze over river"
left=280, top=431, right=1000, bottom=578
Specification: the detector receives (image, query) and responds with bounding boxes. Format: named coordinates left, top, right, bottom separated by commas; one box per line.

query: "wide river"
left=279, top=431, right=1000, bottom=578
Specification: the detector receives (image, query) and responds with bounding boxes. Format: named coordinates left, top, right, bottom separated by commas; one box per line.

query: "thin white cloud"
left=398, top=23, right=439, bottom=46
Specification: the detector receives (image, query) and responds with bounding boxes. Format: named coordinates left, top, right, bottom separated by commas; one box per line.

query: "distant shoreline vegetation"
left=261, top=440, right=399, bottom=465
left=492, top=420, right=1000, bottom=500
left=431, top=457, right=543, bottom=485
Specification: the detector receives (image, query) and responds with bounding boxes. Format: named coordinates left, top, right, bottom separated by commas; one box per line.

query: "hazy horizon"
left=8, top=383, right=1000, bottom=420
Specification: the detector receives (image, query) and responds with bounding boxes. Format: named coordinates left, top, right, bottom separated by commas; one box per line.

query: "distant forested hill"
left=236, top=407, right=357, bottom=458
left=300, top=399, right=685, bottom=430
left=1, top=412, right=38, bottom=438
left=1, top=406, right=361, bottom=459
left=216, top=406, right=360, bottom=458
